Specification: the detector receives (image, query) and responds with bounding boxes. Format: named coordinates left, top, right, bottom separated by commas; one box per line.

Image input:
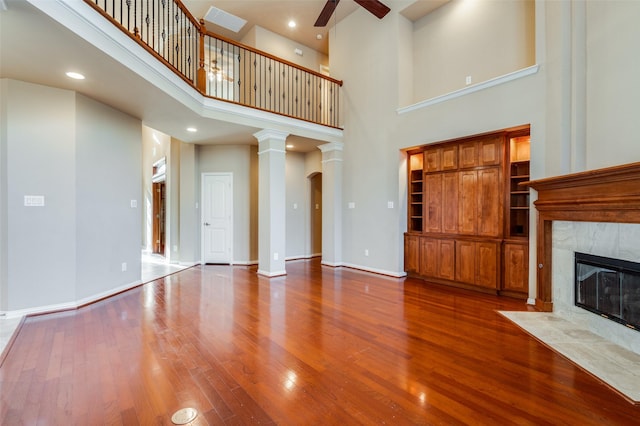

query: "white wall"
left=2, top=80, right=77, bottom=310
left=0, top=80, right=6, bottom=309
left=0, top=79, right=142, bottom=313
left=75, top=94, right=141, bottom=300
left=179, top=142, right=198, bottom=264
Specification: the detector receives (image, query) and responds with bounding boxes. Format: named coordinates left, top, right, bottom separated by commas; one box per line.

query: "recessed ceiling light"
left=66, top=71, right=85, bottom=80
left=316, top=34, right=323, bottom=40
left=288, top=20, right=296, bottom=28
left=286, top=144, right=294, bottom=149
left=186, top=127, right=197, bottom=132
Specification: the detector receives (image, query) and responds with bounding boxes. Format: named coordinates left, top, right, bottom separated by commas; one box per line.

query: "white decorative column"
left=318, top=142, right=343, bottom=266
left=254, top=129, right=288, bottom=277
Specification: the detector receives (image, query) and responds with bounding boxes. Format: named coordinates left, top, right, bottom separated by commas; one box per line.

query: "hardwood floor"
left=1, top=259, right=639, bottom=425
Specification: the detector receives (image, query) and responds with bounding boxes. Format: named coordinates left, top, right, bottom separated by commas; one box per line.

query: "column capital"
left=318, top=141, right=344, bottom=153
left=253, top=129, right=289, bottom=143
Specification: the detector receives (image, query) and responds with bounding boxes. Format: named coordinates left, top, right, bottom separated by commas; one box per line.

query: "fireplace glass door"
left=575, top=252, right=640, bottom=330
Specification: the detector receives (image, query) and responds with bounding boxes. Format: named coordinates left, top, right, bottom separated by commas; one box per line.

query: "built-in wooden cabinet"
left=455, top=240, right=499, bottom=288
left=420, top=237, right=455, bottom=281
left=404, top=234, right=420, bottom=274
left=405, top=128, right=530, bottom=299
left=502, top=241, right=529, bottom=295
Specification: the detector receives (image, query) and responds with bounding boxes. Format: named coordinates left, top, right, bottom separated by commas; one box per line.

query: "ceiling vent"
left=203, top=6, right=247, bottom=33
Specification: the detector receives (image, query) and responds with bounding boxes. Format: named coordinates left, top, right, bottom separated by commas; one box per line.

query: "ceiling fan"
left=209, top=60, right=233, bottom=82
left=314, top=0, right=391, bottom=27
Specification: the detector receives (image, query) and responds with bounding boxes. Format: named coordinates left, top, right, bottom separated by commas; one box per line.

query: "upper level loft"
left=83, top=0, right=343, bottom=129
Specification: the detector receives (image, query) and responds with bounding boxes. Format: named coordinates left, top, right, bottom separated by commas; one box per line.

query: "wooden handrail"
left=199, top=26, right=343, bottom=87
left=82, top=0, right=342, bottom=128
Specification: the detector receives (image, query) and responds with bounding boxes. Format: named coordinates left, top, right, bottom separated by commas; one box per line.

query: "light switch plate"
left=24, top=195, right=45, bottom=207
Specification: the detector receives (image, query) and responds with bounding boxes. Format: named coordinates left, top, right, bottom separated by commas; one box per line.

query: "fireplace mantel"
left=526, top=162, right=640, bottom=311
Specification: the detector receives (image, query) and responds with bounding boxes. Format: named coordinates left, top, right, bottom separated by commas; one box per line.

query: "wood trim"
left=525, top=162, right=640, bottom=312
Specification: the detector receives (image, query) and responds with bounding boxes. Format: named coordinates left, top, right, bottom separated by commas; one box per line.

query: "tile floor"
left=141, top=252, right=190, bottom=283
left=0, top=253, right=191, bottom=359
left=500, top=311, right=640, bottom=403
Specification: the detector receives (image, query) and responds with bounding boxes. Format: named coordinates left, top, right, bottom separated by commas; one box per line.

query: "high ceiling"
left=183, top=1, right=449, bottom=55
left=183, top=0, right=357, bottom=55
left=0, top=0, right=447, bottom=151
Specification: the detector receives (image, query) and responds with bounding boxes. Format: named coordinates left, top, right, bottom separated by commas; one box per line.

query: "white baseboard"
left=527, top=298, right=536, bottom=306
left=0, top=279, right=143, bottom=319
left=257, top=269, right=287, bottom=277
left=231, top=260, right=259, bottom=266
left=285, top=254, right=321, bottom=261
left=334, top=262, right=407, bottom=278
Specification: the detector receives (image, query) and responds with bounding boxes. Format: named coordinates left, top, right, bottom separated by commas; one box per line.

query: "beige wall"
left=330, top=0, right=640, bottom=287
left=412, top=0, right=535, bottom=102
left=247, top=25, right=328, bottom=73
left=584, top=0, right=640, bottom=169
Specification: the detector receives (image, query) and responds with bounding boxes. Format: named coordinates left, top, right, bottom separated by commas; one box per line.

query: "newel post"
left=197, top=19, right=207, bottom=93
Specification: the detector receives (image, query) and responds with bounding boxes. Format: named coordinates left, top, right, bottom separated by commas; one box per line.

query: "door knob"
left=204, top=222, right=210, bottom=226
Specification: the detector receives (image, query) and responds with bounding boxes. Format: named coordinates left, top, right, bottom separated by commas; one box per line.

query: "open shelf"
left=508, top=136, right=530, bottom=238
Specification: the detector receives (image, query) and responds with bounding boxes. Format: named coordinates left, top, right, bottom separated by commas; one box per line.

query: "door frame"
left=200, top=172, right=233, bottom=264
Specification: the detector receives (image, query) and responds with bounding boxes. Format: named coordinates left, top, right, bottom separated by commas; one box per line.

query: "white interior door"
left=202, top=173, right=232, bottom=264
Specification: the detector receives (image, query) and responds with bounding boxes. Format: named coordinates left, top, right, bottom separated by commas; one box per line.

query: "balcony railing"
left=84, top=0, right=342, bottom=128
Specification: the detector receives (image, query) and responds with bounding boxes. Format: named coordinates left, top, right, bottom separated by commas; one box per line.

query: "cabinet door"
left=458, top=171, right=477, bottom=234
left=420, top=237, right=438, bottom=277
left=477, top=242, right=499, bottom=289
left=441, top=145, right=458, bottom=170
left=503, top=242, right=529, bottom=293
left=479, top=136, right=502, bottom=166
left=426, top=174, right=443, bottom=233
left=477, top=168, right=502, bottom=237
left=459, top=142, right=477, bottom=169
left=438, top=239, right=456, bottom=280
left=425, top=149, right=440, bottom=172
left=455, top=240, right=476, bottom=284
left=442, top=172, right=459, bottom=233
left=404, top=235, right=419, bottom=274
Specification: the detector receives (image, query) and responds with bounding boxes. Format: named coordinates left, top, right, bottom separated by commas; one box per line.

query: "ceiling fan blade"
left=353, top=0, right=391, bottom=19
left=314, top=0, right=340, bottom=27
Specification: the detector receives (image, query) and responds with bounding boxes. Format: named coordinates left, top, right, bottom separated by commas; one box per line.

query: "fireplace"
left=526, top=162, right=640, bottom=353
left=575, top=252, right=640, bottom=331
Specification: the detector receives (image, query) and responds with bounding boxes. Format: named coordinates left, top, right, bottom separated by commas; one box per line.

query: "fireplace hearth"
left=575, top=252, right=640, bottom=331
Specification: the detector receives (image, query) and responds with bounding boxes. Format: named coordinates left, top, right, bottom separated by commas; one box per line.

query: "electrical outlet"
left=465, top=75, right=472, bottom=85
left=364, top=249, right=369, bottom=256
left=274, top=252, right=279, bottom=260
left=121, top=262, right=127, bottom=272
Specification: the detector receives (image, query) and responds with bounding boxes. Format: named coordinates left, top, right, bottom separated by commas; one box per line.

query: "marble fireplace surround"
left=526, top=162, right=640, bottom=353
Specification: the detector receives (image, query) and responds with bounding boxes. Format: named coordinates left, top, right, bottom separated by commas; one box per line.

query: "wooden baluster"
left=197, top=20, right=206, bottom=93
